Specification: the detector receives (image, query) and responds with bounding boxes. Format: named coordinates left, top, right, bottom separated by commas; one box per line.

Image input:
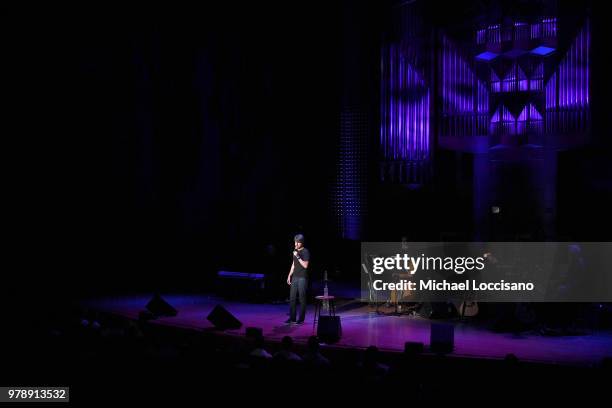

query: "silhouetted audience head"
left=274, top=336, right=301, bottom=362
left=302, top=336, right=329, bottom=367
left=364, top=345, right=380, bottom=367
left=250, top=334, right=272, bottom=359
left=281, top=336, right=294, bottom=350
left=254, top=335, right=266, bottom=349
left=504, top=353, right=519, bottom=366
left=307, top=336, right=320, bottom=352
left=601, top=357, right=612, bottom=371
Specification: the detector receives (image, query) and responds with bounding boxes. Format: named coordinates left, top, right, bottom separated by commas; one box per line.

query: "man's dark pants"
left=289, top=276, right=307, bottom=322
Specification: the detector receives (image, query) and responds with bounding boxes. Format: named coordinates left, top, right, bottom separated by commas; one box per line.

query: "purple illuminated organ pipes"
left=380, top=44, right=430, bottom=161
left=503, top=26, right=512, bottom=42
left=490, top=105, right=516, bottom=145
left=477, top=29, right=486, bottom=45
left=543, top=18, right=557, bottom=38
left=531, top=23, right=541, bottom=39
left=491, top=69, right=500, bottom=93
left=439, top=36, right=489, bottom=137
left=514, top=22, right=529, bottom=41
left=489, top=24, right=500, bottom=44
left=517, top=104, right=543, bottom=136
left=558, top=22, right=589, bottom=109
left=502, top=65, right=517, bottom=92
left=530, top=62, right=543, bottom=91
left=518, top=65, right=528, bottom=91
left=544, top=21, right=590, bottom=135
left=531, top=17, right=556, bottom=40
left=545, top=72, right=557, bottom=133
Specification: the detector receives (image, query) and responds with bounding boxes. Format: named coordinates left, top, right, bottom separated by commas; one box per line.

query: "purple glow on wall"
left=380, top=44, right=430, bottom=161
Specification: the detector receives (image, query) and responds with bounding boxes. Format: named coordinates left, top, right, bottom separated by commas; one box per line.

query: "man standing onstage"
left=286, top=234, right=310, bottom=324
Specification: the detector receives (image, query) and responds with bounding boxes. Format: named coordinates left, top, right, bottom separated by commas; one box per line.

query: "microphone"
left=293, top=248, right=302, bottom=261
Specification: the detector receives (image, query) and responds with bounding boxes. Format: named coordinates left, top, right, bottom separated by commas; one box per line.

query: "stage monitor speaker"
left=138, top=310, right=155, bottom=321
left=430, top=322, right=454, bottom=353
left=145, top=294, right=178, bottom=317
left=317, top=316, right=342, bottom=343
left=207, top=305, right=242, bottom=330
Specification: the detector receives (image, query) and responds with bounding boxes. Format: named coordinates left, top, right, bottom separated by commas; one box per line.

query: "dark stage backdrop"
left=5, top=1, right=612, bottom=301
left=7, top=2, right=376, bottom=297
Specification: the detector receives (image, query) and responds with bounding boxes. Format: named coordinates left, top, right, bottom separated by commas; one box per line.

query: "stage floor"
left=84, top=294, right=612, bottom=367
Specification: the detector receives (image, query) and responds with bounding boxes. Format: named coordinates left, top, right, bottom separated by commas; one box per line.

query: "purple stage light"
left=439, top=35, right=489, bottom=138
left=558, top=22, right=589, bottom=109
left=381, top=44, right=430, bottom=161
left=531, top=46, right=555, bottom=56
left=476, top=51, right=498, bottom=61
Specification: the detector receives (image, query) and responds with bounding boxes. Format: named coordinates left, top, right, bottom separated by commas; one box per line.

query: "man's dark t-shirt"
left=293, top=248, right=310, bottom=279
